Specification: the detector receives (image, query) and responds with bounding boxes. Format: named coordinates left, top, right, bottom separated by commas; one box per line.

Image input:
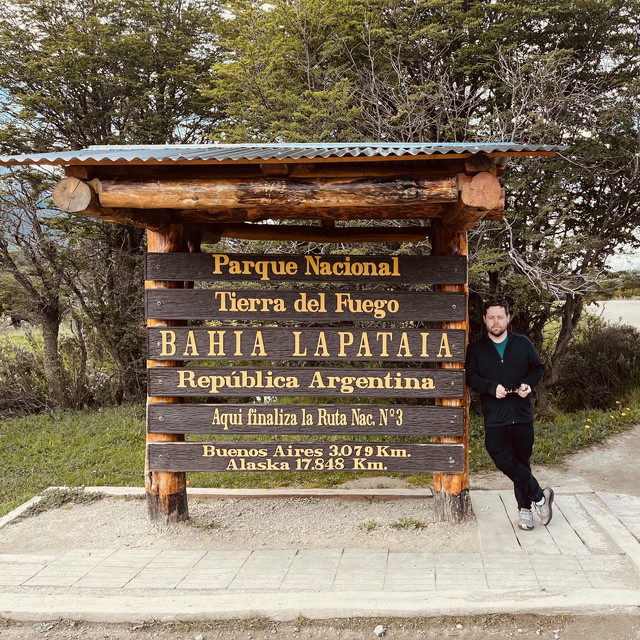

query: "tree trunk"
left=40, top=305, right=68, bottom=408
left=536, top=294, right=584, bottom=411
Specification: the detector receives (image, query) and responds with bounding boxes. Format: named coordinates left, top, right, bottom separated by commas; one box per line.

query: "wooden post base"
left=432, top=487, right=473, bottom=523
left=146, top=481, right=189, bottom=524
left=145, top=223, right=193, bottom=524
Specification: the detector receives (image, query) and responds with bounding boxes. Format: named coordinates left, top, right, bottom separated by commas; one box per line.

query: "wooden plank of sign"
left=147, top=441, right=465, bottom=473
left=147, top=327, right=466, bottom=362
left=148, top=367, right=464, bottom=398
left=145, top=253, right=467, bottom=284
left=147, top=404, right=465, bottom=436
left=145, top=290, right=466, bottom=322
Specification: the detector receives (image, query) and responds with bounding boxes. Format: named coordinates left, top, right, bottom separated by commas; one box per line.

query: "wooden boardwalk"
left=471, top=488, right=640, bottom=572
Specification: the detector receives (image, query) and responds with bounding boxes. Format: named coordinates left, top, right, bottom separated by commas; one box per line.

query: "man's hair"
left=483, top=298, right=510, bottom=316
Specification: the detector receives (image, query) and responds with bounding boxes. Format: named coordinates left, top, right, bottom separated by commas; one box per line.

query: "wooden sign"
left=144, top=251, right=469, bottom=480
left=148, top=367, right=464, bottom=398
left=146, top=289, right=466, bottom=321
left=145, top=253, right=467, bottom=284
left=148, top=441, right=465, bottom=473
left=147, top=327, right=465, bottom=362
left=147, top=403, right=465, bottom=436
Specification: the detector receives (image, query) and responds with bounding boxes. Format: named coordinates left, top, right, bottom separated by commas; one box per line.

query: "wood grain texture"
left=147, top=403, right=465, bottom=436
left=147, top=441, right=465, bottom=473
left=94, top=175, right=459, bottom=209
left=148, top=367, right=465, bottom=398
left=145, top=225, right=190, bottom=524
left=145, top=290, right=466, bottom=322
left=431, top=224, right=472, bottom=522
left=145, top=253, right=467, bottom=284
left=147, top=327, right=466, bottom=362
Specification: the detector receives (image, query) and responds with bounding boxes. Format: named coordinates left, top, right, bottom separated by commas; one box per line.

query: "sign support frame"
left=145, top=223, right=196, bottom=523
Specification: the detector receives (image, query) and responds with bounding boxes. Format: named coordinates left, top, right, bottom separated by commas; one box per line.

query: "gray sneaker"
left=518, top=508, right=534, bottom=531
left=535, top=487, right=554, bottom=526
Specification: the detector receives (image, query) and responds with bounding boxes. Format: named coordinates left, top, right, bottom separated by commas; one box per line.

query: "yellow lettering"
left=437, top=333, right=452, bottom=358
left=183, top=330, right=199, bottom=357
left=420, top=332, right=430, bottom=357
left=294, top=292, right=326, bottom=313
left=207, top=330, right=226, bottom=357
left=397, top=333, right=412, bottom=358
left=211, top=254, right=229, bottom=275
left=251, top=331, right=267, bottom=357
left=160, top=330, right=176, bottom=357
left=314, top=332, right=329, bottom=357
left=293, top=331, right=307, bottom=356
left=309, top=371, right=326, bottom=389
left=234, top=330, right=243, bottom=356
left=211, top=254, right=298, bottom=281
left=376, top=332, right=392, bottom=357
left=177, top=370, right=195, bottom=388
left=304, top=255, right=322, bottom=276
left=356, top=333, right=372, bottom=357
left=338, top=331, right=354, bottom=357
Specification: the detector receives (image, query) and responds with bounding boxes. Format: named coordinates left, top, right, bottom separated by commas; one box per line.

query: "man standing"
left=466, top=298, right=553, bottom=530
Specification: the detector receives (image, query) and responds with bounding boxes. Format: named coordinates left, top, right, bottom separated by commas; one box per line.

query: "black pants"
left=484, top=421, right=544, bottom=510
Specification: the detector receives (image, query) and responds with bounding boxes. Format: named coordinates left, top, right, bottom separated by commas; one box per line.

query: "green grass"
left=1, top=395, right=639, bottom=518
left=0, top=404, right=146, bottom=516
left=468, top=398, right=640, bottom=471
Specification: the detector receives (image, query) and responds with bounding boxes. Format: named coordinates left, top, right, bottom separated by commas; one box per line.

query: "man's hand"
left=495, top=384, right=508, bottom=399
left=517, top=383, right=532, bottom=398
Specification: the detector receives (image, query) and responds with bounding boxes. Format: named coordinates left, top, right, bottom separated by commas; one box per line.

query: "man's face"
left=483, top=305, right=510, bottom=339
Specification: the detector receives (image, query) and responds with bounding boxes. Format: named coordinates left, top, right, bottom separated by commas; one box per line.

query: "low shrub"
left=0, top=328, right=123, bottom=417
left=0, top=337, right=49, bottom=415
left=554, top=320, right=640, bottom=410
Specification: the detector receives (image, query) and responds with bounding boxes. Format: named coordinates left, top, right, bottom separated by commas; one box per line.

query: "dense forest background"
left=1, top=0, right=639, bottom=416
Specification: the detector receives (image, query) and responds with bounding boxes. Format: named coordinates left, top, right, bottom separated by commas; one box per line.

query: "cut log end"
left=460, top=172, right=502, bottom=211
left=52, top=177, right=94, bottom=213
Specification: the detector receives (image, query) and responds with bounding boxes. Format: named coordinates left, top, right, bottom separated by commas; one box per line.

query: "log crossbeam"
left=51, top=172, right=504, bottom=233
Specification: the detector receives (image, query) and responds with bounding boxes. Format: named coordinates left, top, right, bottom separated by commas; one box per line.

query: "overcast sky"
left=608, top=251, right=640, bottom=271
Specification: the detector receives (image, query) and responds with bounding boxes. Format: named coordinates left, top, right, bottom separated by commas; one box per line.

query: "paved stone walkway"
left=1, top=488, right=639, bottom=622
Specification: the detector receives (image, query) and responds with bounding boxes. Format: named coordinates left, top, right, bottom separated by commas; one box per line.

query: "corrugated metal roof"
left=0, top=142, right=566, bottom=166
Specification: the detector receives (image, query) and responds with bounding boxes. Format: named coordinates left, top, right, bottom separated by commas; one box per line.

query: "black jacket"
left=466, top=332, right=545, bottom=428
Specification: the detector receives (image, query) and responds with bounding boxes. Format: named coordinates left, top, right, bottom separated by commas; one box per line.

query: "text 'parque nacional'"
left=145, top=253, right=468, bottom=284
left=211, top=254, right=401, bottom=281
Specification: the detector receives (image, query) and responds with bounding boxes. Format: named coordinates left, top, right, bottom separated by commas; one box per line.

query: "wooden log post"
left=145, top=223, right=190, bottom=523
left=431, top=224, right=472, bottom=523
